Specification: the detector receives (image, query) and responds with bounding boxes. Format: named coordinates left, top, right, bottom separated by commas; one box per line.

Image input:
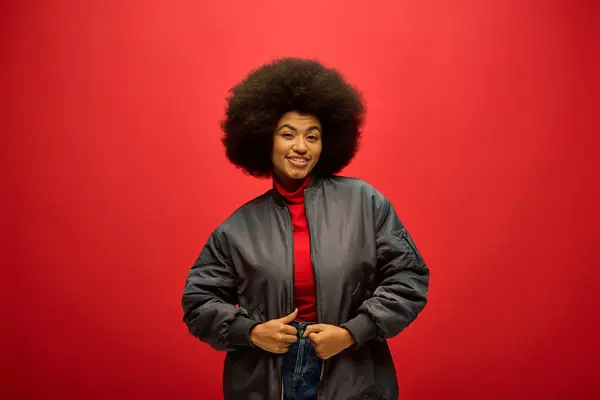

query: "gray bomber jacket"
left=182, top=175, right=429, bottom=399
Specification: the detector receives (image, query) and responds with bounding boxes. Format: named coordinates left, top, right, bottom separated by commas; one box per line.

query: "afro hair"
left=221, top=57, right=365, bottom=178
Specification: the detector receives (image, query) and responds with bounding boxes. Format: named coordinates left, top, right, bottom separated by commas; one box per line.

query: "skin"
left=249, top=309, right=300, bottom=354
left=302, top=323, right=355, bottom=360
left=249, top=309, right=355, bottom=359
left=271, top=111, right=322, bottom=192
left=248, top=111, right=356, bottom=358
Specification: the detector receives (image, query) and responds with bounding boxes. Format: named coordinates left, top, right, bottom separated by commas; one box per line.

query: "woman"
left=182, top=58, right=429, bottom=400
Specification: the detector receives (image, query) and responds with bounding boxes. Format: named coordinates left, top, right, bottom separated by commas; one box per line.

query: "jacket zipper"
left=280, top=188, right=325, bottom=399
left=287, top=208, right=295, bottom=324
left=304, top=188, right=325, bottom=399
left=281, top=208, right=295, bottom=400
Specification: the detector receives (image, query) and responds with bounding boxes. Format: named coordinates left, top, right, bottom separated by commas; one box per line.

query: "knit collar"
left=273, top=174, right=311, bottom=205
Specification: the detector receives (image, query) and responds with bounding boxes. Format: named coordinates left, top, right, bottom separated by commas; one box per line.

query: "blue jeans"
left=282, top=321, right=323, bottom=400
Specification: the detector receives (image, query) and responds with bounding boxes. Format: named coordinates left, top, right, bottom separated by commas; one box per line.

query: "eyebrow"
left=276, top=124, right=322, bottom=133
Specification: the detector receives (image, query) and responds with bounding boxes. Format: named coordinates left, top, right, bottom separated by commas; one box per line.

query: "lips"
left=287, top=157, right=309, bottom=167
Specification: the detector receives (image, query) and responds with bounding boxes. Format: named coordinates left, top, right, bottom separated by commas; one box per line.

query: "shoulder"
left=213, top=189, right=275, bottom=236
left=322, top=176, right=395, bottom=228
left=321, top=175, right=389, bottom=204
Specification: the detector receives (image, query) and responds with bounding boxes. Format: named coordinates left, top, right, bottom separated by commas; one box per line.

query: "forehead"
left=276, top=111, right=321, bottom=127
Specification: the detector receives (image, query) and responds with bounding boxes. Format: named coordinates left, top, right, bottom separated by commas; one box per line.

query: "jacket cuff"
left=228, top=316, right=261, bottom=347
left=341, top=313, right=377, bottom=348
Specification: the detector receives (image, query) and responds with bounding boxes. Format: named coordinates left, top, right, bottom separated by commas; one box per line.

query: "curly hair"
left=221, top=58, right=365, bottom=178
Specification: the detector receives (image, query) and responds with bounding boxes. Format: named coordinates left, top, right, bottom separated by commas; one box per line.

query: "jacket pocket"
left=402, top=231, right=424, bottom=265
left=393, top=228, right=424, bottom=265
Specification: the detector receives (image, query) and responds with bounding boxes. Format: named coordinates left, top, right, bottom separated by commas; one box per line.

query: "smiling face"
left=272, top=111, right=322, bottom=192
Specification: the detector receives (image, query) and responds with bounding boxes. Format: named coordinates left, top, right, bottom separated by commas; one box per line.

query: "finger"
left=302, top=324, right=326, bottom=337
left=282, top=325, right=298, bottom=336
left=308, top=332, right=319, bottom=343
left=280, top=334, right=298, bottom=343
left=277, top=344, right=292, bottom=353
left=278, top=308, right=298, bottom=324
left=310, top=324, right=328, bottom=331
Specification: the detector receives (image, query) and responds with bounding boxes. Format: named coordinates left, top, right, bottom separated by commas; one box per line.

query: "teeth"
left=291, top=158, right=307, bottom=162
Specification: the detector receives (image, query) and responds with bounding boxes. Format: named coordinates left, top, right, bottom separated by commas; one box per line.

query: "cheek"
left=313, top=145, right=323, bottom=162
left=272, top=140, right=286, bottom=159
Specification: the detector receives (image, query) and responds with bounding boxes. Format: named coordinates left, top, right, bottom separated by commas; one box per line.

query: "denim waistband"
left=290, top=320, right=316, bottom=337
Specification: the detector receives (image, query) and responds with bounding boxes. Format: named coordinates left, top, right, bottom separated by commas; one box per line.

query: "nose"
left=292, top=137, right=308, bottom=153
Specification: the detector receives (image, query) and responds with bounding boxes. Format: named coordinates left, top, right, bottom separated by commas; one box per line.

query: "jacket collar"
left=272, top=174, right=323, bottom=208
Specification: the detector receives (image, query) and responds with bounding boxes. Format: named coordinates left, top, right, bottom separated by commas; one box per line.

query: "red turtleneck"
left=273, top=176, right=318, bottom=322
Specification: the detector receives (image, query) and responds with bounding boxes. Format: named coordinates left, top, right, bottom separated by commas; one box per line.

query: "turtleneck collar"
left=273, top=174, right=311, bottom=205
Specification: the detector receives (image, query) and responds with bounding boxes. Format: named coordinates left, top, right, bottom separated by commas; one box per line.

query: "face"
left=272, top=111, right=322, bottom=190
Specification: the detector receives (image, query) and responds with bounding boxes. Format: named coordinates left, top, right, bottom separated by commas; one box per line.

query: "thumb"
left=279, top=308, right=298, bottom=324
left=302, top=324, right=326, bottom=337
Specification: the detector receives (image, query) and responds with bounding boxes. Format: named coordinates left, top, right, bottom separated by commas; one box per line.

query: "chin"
left=287, top=170, right=309, bottom=180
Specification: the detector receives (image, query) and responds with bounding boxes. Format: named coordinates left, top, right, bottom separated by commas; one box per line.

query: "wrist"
left=248, top=322, right=262, bottom=345
left=341, top=327, right=356, bottom=348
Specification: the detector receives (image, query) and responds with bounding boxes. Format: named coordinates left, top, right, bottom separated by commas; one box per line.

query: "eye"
left=282, top=132, right=294, bottom=138
left=307, top=135, right=320, bottom=142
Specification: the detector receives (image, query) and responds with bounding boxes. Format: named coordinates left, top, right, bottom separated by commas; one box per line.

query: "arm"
left=181, top=229, right=260, bottom=351
left=341, top=193, right=430, bottom=347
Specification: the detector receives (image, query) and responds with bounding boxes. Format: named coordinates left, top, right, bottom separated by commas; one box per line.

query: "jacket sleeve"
left=181, top=228, right=260, bottom=351
left=341, top=193, right=430, bottom=347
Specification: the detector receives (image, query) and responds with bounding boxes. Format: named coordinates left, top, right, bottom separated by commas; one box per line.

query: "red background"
left=3, top=1, right=599, bottom=399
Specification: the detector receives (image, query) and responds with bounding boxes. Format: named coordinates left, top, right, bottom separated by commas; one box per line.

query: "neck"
left=274, top=173, right=308, bottom=193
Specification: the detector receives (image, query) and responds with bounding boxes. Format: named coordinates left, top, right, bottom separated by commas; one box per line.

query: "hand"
left=249, top=308, right=298, bottom=354
left=302, top=324, right=355, bottom=359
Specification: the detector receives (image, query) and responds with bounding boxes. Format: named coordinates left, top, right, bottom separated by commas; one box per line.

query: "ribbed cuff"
left=340, top=313, right=377, bottom=348
left=228, top=316, right=261, bottom=347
